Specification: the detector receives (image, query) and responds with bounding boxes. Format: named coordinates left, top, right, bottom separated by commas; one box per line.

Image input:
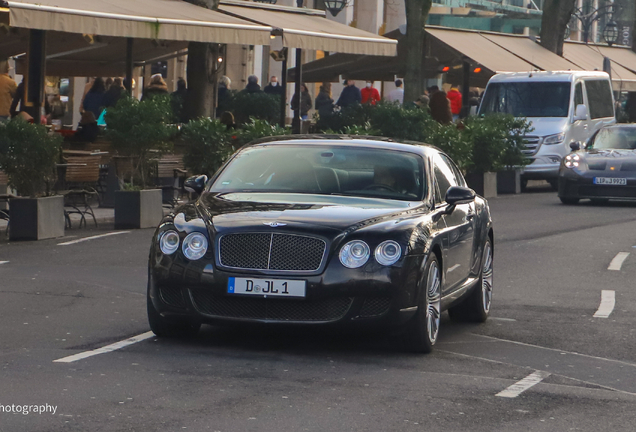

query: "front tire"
left=559, top=196, right=580, bottom=205
left=448, top=239, right=493, bottom=323
left=402, top=254, right=442, bottom=353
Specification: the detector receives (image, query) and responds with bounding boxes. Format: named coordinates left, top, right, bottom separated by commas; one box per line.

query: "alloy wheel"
left=426, top=261, right=442, bottom=344
left=481, top=242, right=493, bottom=313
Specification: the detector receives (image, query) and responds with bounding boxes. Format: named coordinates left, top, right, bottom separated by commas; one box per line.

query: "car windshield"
left=591, top=128, right=636, bottom=150
left=210, top=144, right=425, bottom=201
left=480, top=82, right=571, bottom=117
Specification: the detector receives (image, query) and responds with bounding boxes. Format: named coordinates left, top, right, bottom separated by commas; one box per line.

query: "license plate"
left=594, top=177, right=627, bottom=185
left=227, top=277, right=306, bottom=298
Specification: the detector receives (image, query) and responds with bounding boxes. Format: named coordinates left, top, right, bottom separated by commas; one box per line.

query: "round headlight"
left=339, top=240, right=370, bottom=268
left=159, top=230, right=180, bottom=255
left=375, top=240, right=402, bottom=266
left=182, top=232, right=208, bottom=260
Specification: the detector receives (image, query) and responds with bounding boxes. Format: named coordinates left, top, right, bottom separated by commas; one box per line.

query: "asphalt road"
left=1, top=187, right=635, bottom=432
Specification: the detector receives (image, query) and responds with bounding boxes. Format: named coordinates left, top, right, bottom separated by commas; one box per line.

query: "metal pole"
left=125, top=38, right=134, bottom=95
left=26, top=29, right=46, bottom=124
left=280, top=55, right=287, bottom=128
left=292, top=48, right=302, bottom=134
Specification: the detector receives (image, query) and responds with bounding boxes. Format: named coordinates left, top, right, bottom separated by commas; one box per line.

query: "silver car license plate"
left=227, top=277, right=306, bottom=298
left=594, top=177, right=627, bottom=185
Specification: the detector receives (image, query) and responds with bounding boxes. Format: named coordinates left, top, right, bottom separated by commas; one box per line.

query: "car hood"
left=583, top=148, right=636, bottom=160
left=525, top=117, right=569, bottom=138
left=195, top=192, right=425, bottom=236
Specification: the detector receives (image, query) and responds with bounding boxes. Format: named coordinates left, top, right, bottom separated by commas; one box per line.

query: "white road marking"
left=491, top=317, right=517, bottom=322
left=593, top=290, right=616, bottom=318
left=53, top=331, right=154, bottom=363
left=496, top=370, right=551, bottom=398
left=608, top=252, right=630, bottom=271
left=57, top=231, right=130, bottom=246
left=447, top=264, right=461, bottom=272
left=0, top=261, right=9, bottom=265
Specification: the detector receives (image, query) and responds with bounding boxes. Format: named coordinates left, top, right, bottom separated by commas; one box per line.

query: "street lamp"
left=323, top=0, right=347, bottom=17
left=602, top=21, right=619, bottom=46
left=571, top=1, right=621, bottom=44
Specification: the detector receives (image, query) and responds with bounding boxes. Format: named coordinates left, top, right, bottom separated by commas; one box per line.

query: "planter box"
left=9, top=195, right=65, bottom=241
left=497, top=169, right=522, bottom=194
left=115, top=189, right=163, bottom=229
left=465, top=172, right=497, bottom=199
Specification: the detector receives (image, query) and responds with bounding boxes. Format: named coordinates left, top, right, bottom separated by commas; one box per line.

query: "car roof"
left=488, top=71, right=610, bottom=83
left=246, top=134, right=438, bottom=157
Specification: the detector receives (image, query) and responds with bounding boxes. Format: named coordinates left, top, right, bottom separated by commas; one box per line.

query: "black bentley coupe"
left=559, top=125, right=636, bottom=204
left=148, top=137, right=494, bottom=353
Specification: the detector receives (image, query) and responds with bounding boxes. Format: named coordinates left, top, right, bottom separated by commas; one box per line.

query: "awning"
left=479, top=33, right=580, bottom=72
left=218, top=0, right=397, bottom=56
left=6, top=0, right=272, bottom=46
left=562, top=42, right=636, bottom=91
left=426, top=27, right=536, bottom=74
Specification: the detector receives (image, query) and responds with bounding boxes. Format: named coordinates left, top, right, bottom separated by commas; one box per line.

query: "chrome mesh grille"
left=190, top=290, right=352, bottom=322
left=522, top=136, right=541, bottom=156
left=219, top=233, right=326, bottom=271
left=359, top=297, right=391, bottom=317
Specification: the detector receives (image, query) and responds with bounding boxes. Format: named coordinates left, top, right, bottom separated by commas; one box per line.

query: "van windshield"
left=479, top=82, right=571, bottom=117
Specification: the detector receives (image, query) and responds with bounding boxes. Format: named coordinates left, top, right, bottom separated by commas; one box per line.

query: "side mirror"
left=445, top=186, right=476, bottom=207
left=569, top=141, right=581, bottom=151
left=573, top=104, right=588, bottom=121
left=184, top=175, right=208, bottom=195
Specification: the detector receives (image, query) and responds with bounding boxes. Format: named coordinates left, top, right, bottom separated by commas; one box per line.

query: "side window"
left=585, top=79, right=614, bottom=119
left=433, top=154, right=458, bottom=203
left=574, top=82, right=584, bottom=108
left=440, top=154, right=465, bottom=187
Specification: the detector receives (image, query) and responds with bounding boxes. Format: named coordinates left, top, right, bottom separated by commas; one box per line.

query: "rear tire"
left=402, top=254, right=442, bottom=353
left=147, top=277, right=200, bottom=338
left=559, top=196, right=580, bottom=205
left=448, top=239, right=493, bottom=323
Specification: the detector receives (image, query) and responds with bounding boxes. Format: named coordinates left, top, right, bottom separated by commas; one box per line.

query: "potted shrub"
left=461, top=115, right=532, bottom=198
left=105, top=95, right=176, bottom=229
left=0, top=119, right=64, bottom=240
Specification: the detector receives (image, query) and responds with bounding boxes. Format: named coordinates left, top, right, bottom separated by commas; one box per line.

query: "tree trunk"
left=404, top=0, right=432, bottom=105
left=183, top=0, right=220, bottom=120
left=539, top=0, right=577, bottom=56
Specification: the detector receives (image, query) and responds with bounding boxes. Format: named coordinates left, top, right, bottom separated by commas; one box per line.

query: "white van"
left=478, top=71, right=616, bottom=188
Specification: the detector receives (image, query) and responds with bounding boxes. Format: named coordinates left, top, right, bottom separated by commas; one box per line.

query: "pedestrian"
left=315, top=83, right=334, bottom=118
left=103, top=77, right=125, bottom=108
left=361, top=81, right=380, bottom=105
left=427, top=85, right=439, bottom=95
left=82, top=77, right=106, bottom=119
left=413, top=94, right=429, bottom=110
left=72, top=111, right=99, bottom=142
left=142, top=74, right=169, bottom=101
left=336, top=79, right=361, bottom=108
left=242, top=75, right=262, bottom=94
left=0, top=59, right=17, bottom=124
left=264, top=76, right=284, bottom=96
left=218, top=76, right=231, bottom=115
left=447, top=87, right=463, bottom=121
left=104, top=77, right=113, bottom=91
left=291, top=83, right=312, bottom=120
left=10, top=81, right=49, bottom=121
left=219, top=111, right=236, bottom=130
left=171, top=78, right=188, bottom=123
left=387, top=79, right=404, bottom=105
left=429, top=90, right=453, bottom=125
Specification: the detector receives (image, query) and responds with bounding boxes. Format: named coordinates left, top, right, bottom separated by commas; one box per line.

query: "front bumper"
left=558, top=173, right=636, bottom=200
left=521, top=156, right=562, bottom=179
left=149, top=254, right=423, bottom=328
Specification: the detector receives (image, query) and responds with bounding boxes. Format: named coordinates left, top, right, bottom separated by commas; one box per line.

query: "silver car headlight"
left=564, top=154, right=580, bottom=169
left=339, top=240, right=370, bottom=268
left=544, top=133, right=565, bottom=145
left=375, top=240, right=402, bottom=266
left=182, top=232, right=208, bottom=260
left=159, top=230, right=180, bottom=255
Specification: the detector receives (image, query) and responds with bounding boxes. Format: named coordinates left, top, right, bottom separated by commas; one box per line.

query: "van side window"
left=574, top=82, right=584, bottom=107
left=585, top=80, right=614, bottom=119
